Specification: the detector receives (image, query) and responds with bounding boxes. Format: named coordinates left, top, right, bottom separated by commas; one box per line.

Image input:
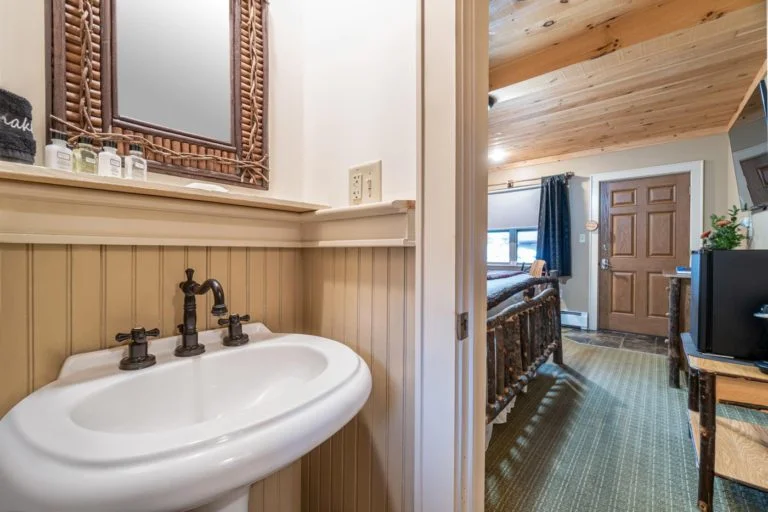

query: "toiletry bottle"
left=43, top=132, right=73, bottom=172
left=97, top=140, right=123, bottom=178
left=73, top=136, right=98, bottom=175
left=124, top=143, right=147, bottom=181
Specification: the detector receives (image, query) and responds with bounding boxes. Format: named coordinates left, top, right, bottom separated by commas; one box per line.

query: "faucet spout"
left=196, top=278, right=228, bottom=317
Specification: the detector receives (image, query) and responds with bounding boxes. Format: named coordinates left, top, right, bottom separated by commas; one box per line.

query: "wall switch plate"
left=349, top=160, right=382, bottom=205
left=579, top=234, right=586, bottom=243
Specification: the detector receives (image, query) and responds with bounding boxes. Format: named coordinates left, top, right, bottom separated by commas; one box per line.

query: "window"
left=486, top=228, right=538, bottom=264
left=487, top=231, right=511, bottom=263
left=516, top=229, right=538, bottom=264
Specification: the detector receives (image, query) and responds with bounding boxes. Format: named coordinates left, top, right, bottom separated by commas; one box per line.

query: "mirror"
left=50, top=0, right=268, bottom=189
left=114, top=0, right=233, bottom=143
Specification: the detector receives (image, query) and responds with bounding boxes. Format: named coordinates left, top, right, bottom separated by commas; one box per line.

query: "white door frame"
left=587, top=160, right=704, bottom=331
left=416, top=0, right=487, bottom=510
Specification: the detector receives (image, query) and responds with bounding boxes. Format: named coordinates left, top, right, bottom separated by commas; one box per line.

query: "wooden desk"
left=665, top=272, right=691, bottom=388
left=682, top=333, right=768, bottom=511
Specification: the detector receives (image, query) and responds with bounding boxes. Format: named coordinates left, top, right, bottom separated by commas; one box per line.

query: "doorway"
left=587, top=161, right=704, bottom=332
left=598, top=172, right=690, bottom=336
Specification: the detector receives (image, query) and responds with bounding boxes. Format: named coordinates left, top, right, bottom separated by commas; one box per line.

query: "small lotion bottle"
left=124, top=143, right=147, bottom=181
left=44, top=132, right=73, bottom=172
left=73, top=136, right=98, bottom=175
left=97, top=140, right=123, bottom=178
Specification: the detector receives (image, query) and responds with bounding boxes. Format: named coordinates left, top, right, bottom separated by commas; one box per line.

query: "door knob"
left=600, top=258, right=611, bottom=270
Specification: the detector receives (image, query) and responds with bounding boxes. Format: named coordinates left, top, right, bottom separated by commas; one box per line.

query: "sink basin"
left=0, top=324, right=371, bottom=512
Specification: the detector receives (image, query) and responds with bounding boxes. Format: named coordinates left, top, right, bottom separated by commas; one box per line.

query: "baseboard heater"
left=561, top=310, right=588, bottom=329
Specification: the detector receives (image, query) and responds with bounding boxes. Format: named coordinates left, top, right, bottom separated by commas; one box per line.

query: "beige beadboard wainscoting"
left=302, top=248, right=415, bottom=512
left=0, top=244, right=304, bottom=512
left=0, top=164, right=416, bottom=512
left=0, top=245, right=304, bottom=414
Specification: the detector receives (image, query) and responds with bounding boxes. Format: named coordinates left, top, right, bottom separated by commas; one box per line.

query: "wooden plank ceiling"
left=489, top=0, right=767, bottom=169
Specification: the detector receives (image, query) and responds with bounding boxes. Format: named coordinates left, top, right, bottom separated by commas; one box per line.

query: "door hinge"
left=457, top=312, right=469, bottom=340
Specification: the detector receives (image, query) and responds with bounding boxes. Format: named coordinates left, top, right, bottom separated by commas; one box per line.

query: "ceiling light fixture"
left=489, top=148, right=506, bottom=163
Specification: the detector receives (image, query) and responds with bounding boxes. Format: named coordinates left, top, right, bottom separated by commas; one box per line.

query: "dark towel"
left=0, top=88, right=36, bottom=164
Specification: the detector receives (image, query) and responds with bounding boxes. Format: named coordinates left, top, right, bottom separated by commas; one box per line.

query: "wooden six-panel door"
left=598, top=173, right=690, bottom=336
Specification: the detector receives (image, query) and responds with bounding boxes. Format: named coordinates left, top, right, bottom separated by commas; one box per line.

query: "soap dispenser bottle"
left=124, top=143, right=147, bottom=181
left=43, top=131, right=73, bottom=172
left=73, top=136, right=98, bottom=175
left=97, top=140, right=123, bottom=178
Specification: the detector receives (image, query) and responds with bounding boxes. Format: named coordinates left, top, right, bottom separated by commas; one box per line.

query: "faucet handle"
left=115, top=327, right=159, bottom=371
left=115, top=327, right=160, bottom=344
left=219, top=314, right=250, bottom=347
left=217, top=314, right=250, bottom=326
left=184, top=268, right=195, bottom=281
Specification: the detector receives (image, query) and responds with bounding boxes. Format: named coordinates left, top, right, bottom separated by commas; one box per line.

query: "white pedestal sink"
left=0, top=324, right=371, bottom=512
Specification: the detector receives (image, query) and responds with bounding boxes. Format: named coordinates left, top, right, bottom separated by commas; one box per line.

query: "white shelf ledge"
left=300, top=200, right=415, bottom=248
left=0, top=162, right=327, bottom=213
left=0, top=162, right=415, bottom=248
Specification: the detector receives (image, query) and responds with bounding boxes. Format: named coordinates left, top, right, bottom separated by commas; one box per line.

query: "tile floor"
left=562, top=326, right=668, bottom=355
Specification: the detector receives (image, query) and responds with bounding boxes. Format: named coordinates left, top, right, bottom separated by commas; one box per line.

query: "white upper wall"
left=0, top=0, right=419, bottom=207
left=299, top=0, right=419, bottom=207
left=267, top=0, right=306, bottom=201
left=0, top=0, right=46, bottom=167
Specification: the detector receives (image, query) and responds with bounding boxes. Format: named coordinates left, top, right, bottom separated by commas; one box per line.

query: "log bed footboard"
left=486, top=277, right=563, bottom=424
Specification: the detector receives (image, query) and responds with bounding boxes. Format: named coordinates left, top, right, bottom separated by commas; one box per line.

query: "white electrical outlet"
left=350, top=173, right=363, bottom=204
left=349, top=160, right=382, bottom=205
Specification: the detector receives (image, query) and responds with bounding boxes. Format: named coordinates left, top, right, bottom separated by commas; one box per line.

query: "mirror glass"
left=114, top=0, right=233, bottom=143
left=728, top=77, right=768, bottom=210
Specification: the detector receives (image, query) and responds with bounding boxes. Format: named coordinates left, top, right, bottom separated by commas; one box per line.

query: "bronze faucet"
left=177, top=268, right=227, bottom=357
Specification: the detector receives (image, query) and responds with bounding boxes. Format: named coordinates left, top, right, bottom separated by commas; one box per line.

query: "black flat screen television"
left=691, top=250, right=768, bottom=360
left=729, top=79, right=768, bottom=212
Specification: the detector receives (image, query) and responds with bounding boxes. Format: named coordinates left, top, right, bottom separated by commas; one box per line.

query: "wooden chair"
left=525, top=259, right=548, bottom=299
left=528, top=259, right=547, bottom=277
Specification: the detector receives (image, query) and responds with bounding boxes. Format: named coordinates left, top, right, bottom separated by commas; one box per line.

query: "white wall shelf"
left=0, top=162, right=414, bottom=248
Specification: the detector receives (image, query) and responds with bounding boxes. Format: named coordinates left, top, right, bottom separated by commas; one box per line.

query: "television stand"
left=681, top=333, right=768, bottom=511
left=665, top=272, right=691, bottom=388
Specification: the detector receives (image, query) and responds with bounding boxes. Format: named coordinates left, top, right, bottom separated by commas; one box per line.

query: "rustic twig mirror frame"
left=50, top=0, right=268, bottom=189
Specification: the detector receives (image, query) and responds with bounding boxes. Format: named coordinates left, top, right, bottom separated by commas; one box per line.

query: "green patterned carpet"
left=485, top=338, right=768, bottom=511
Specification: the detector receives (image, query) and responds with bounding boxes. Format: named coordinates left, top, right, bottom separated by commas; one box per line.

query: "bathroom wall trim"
left=0, top=163, right=414, bottom=248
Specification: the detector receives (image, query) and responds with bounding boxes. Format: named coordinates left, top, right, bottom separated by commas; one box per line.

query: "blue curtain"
left=537, top=175, right=571, bottom=277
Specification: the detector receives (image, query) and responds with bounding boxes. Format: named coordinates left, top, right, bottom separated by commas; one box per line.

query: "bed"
left=485, top=272, right=563, bottom=446
left=487, top=273, right=535, bottom=315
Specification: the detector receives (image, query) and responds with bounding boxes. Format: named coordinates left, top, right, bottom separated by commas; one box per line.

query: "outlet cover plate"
left=349, top=160, right=382, bottom=205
